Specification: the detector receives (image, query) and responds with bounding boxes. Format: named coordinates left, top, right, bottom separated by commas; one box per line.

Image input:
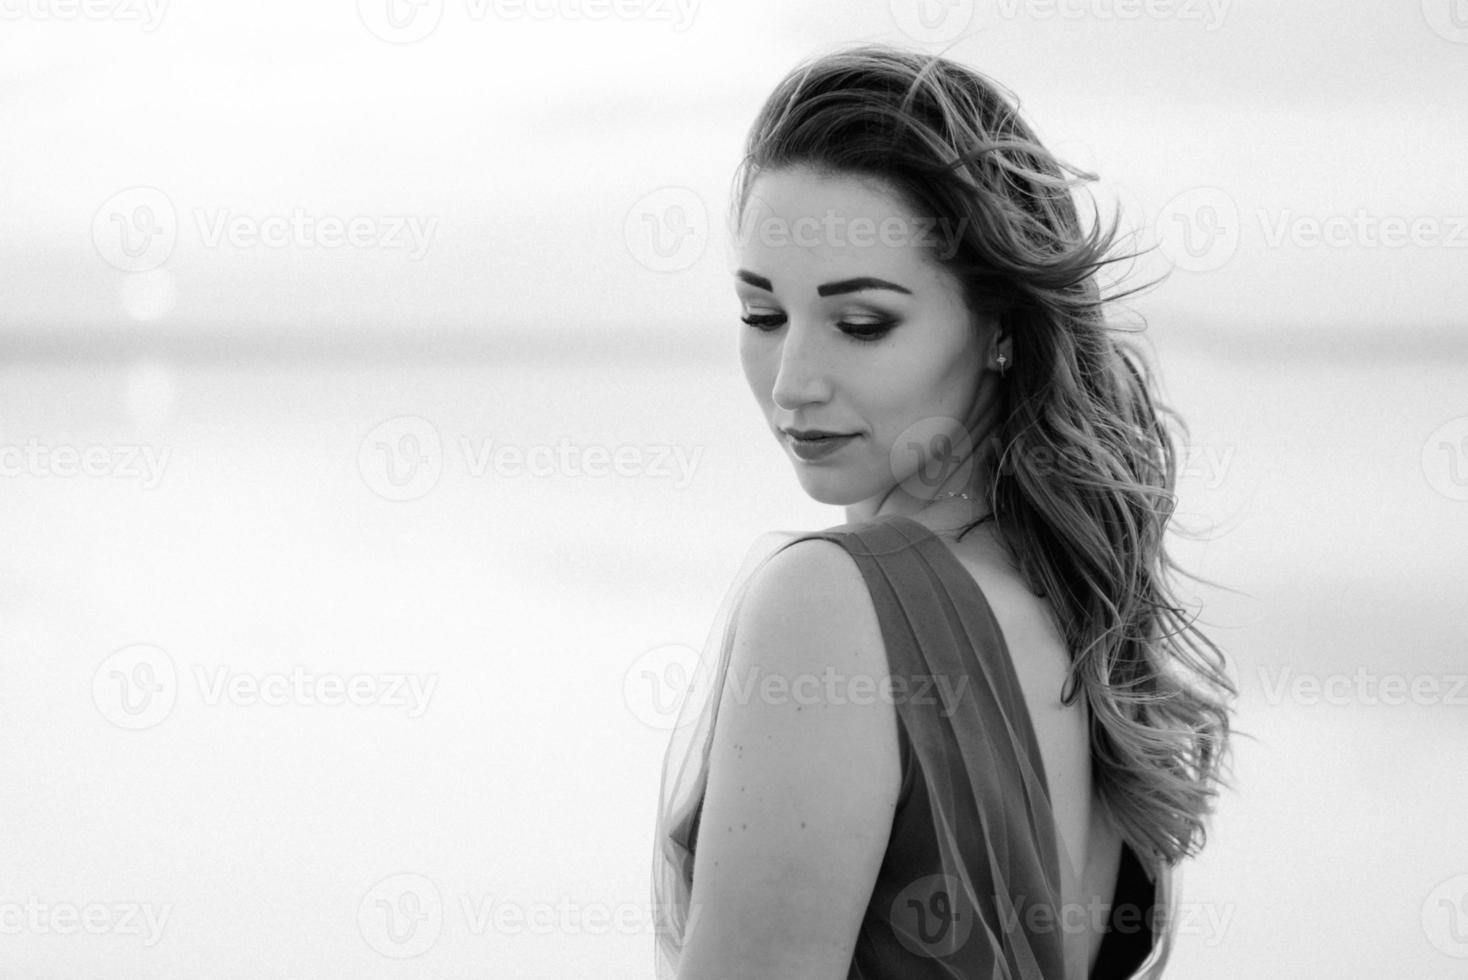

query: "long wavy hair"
left=730, top=43, right=1236, bottom=873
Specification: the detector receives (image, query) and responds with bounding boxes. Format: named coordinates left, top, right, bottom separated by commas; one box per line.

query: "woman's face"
left=735, top=166, right=999, bottom=510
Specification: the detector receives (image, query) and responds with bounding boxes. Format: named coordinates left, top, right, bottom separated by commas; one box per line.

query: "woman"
left=652, top=43, right=1234, bottom=979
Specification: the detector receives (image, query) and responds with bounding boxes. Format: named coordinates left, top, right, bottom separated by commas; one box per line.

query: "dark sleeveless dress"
left=652, top=512, right=1175, bottom=979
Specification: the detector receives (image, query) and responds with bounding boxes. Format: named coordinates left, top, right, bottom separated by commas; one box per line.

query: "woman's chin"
left=791, top=468, right=865, bottom=507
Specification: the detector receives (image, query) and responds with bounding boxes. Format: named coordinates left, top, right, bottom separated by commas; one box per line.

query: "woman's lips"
left=786, top=431, right=858, bottom=462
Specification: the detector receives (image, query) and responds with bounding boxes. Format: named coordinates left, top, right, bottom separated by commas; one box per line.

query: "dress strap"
left=799, top=513, right=1081, bottom=979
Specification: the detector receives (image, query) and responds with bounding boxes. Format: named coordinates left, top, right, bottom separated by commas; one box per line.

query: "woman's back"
left=654, top=511, right=1173, bottom=979
left=902, top=509, right=1128, bottom=975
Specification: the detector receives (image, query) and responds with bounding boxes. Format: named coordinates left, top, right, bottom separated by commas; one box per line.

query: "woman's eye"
left=738, top=312, right=896, bottom=343
left=739, top=312, right=785, bottom=332
left=842, top=320, right=895, bottom=342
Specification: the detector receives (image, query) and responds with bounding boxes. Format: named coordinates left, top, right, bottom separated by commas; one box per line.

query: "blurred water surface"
left=2, top=337, right=1466, bottom=978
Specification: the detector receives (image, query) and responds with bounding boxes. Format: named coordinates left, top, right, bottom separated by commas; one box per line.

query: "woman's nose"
left=770, top=320, right=832, bottom=411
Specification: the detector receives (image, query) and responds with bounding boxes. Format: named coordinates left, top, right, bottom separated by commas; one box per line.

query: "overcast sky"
left=3, top=0, right=1466, bottom=356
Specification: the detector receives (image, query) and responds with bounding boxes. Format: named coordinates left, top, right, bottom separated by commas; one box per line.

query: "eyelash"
left=739, top=312, right=896, bottom=343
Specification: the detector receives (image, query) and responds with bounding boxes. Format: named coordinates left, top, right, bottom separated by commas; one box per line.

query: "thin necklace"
left=932, top=489, right=996, bottom=528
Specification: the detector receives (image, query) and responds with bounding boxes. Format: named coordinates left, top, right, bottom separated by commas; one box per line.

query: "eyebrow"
left=735, top=270, right=912, bottom=297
